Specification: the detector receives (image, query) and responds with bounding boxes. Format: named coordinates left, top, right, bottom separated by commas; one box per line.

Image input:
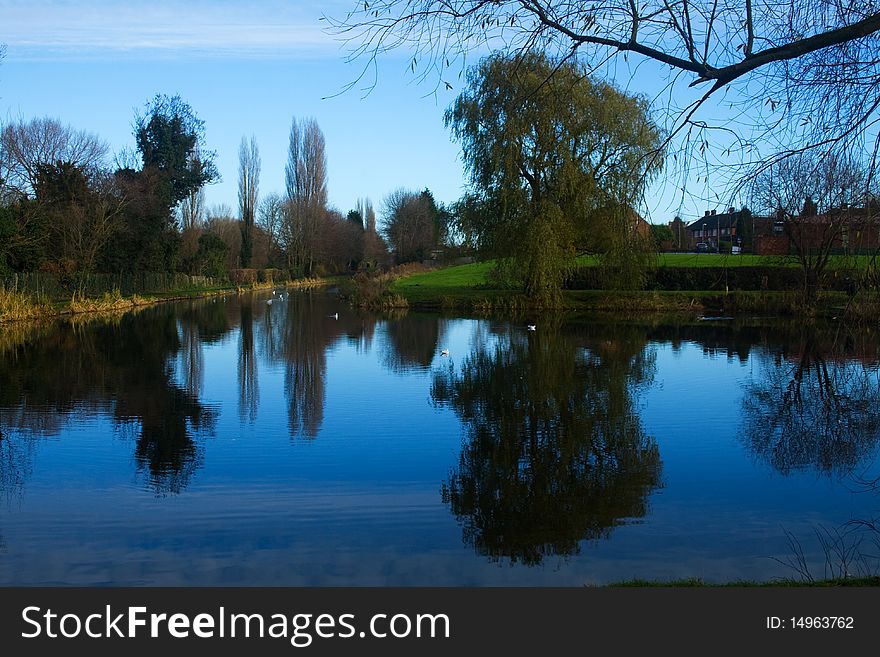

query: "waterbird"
left=440, top=349, right=449, bottom=356
left=527, top=324, right=536, bottom=331
left=266, top=299, right=273, bottom=305
left=331, top=312, right=338, bottom=320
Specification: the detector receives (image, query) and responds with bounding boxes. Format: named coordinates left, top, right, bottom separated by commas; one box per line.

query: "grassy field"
left=392, top=252, right=877, bottom=295
left=392, top=261, right=494, bottom=291
left=386, top=254, right=875, bottom=316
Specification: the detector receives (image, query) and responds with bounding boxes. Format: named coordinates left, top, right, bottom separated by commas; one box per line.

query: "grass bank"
left=388, top=260, right=873, bottom=317
left=0, top=276, right=330, bottom=324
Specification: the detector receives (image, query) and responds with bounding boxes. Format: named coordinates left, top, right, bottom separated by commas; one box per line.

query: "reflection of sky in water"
left=1, top=297, right=879, bottom=585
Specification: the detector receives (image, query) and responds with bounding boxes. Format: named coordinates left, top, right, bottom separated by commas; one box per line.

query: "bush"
left=229, top=269, right=257, bottom=285
left=258, top=268, right=284, bottom=283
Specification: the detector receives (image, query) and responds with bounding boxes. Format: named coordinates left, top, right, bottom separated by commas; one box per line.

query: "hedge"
left=565, top=266, right=863, bottom=292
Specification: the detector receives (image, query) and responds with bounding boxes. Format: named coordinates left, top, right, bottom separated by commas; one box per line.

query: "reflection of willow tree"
left=0, top=307, right=220, bottom=495
left=381, top=313, right=448, bottom=373
left=432, top=322, right=662, bottom=565
left=743, top=332, right=880, bottom=477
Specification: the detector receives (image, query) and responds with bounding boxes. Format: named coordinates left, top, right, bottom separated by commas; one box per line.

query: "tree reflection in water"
left=432, top=320, right=663, bottom=565
left=381, top=313, right=449, bottom=373
left=742, top=329, right=880, bottom=477
left=0, top=306, right=221, bottom=496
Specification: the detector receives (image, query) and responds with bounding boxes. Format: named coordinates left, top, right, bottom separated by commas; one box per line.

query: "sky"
left=0, top=0, right=742, bottom=224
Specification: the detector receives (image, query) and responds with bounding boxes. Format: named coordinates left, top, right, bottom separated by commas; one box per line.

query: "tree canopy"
left=334, top=1, right=880, bottom=199
left=445, top=52, right=663, bottom=302
left=135, top=94, right=218, bottom=208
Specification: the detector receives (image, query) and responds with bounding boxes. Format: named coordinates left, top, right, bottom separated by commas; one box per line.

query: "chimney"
left=710, top=209, right=716, bottom=215
left=705, top=210, right=710, bottom=216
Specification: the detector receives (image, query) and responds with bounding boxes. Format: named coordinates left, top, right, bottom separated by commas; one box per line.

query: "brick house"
left=754, top=201, right=880, bottom=256
left=685, top=207, right=753, bottom=251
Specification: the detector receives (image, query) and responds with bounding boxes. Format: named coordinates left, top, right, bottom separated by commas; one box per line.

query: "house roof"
left=685, top=209, right=748, bottom=232
left=798, top=205, right=880, bottom=225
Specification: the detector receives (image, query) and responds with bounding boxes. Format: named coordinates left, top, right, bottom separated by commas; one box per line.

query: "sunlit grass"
left=67, top=289, right=153, bottom=314
left=392, top=261, right=494, bottom=291
left=0, top=288, right=52, bottom=323
left=392, top=253, right=875, bottom=297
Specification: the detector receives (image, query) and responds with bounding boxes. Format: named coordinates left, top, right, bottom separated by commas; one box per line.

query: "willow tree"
left=445, top=52, right=663, bottom=304
left=334, top=2, right=880, bottom=198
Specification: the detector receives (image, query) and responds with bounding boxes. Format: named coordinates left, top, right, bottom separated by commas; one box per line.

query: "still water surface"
left=1, top=291, right=879, bottom=585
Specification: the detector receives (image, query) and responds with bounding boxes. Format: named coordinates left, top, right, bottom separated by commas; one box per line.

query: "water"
left=1, top=291, right=879, bottom=585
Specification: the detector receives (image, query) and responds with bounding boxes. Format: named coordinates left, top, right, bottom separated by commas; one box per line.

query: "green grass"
left=392, top=261, right=495, bottom=291
left=392, top=253, right=877, bottom=296
left=390, top=255, right=783, bottom=296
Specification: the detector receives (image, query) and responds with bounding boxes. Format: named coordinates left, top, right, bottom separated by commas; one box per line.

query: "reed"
left=0, top=288, right=52, bottom=323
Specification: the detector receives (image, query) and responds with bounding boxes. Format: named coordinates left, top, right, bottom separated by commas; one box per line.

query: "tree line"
left=0, top=95, right=457, bottom=285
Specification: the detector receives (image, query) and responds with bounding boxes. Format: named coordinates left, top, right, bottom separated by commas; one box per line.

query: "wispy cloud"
left=0, top=0, right=352, bottom=60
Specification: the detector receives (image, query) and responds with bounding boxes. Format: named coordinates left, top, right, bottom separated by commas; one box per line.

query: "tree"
left=317, top=208, right=363, bottom=272
left=445, top=52, right=663, bottom=303
left=751, top=153, right=871, bottom=302
left=204, top=206, right=242, bottom=274
left=382, top=188, right=438, bottom=263
left=178, top=182, right=205, bottom=231
left=33, top=161, right=125, bottom=275
left=178, top=148, right=207, bottom=231
left=284, top=117, right=328, bottom=275
left=0, top=117, right=108, bottom=198
left=238, top=135, right=260, bottom=268
left=118, top=95, right=218, bottom=273
left=650, top=224, right=674, bottom=251
left=194, top=232, right=230, bottom=279
left=333, top=1, right=880, bottom=192
left=258, top=192, right=286, bottom=267
left=358, top=197, right=388, bottom=269
left=134, top=94, right=218, bottom=208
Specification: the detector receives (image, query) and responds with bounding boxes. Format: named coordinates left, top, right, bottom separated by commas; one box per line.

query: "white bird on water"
left=266, top=299, right=273, bottom=305
left=331, top=312, right=338, bottom=320
left=527, top=324, right=536, bottom=331
left=440, top=349, right=449, bottom=356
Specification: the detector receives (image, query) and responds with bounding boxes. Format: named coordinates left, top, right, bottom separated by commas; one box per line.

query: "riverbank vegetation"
left=384, top=256, right=880, bottom=318
left=0, top=95, right=406, bottom=317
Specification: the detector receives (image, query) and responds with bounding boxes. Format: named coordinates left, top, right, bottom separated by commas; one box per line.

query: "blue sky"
left=0, top=0, right=741, bottom=223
